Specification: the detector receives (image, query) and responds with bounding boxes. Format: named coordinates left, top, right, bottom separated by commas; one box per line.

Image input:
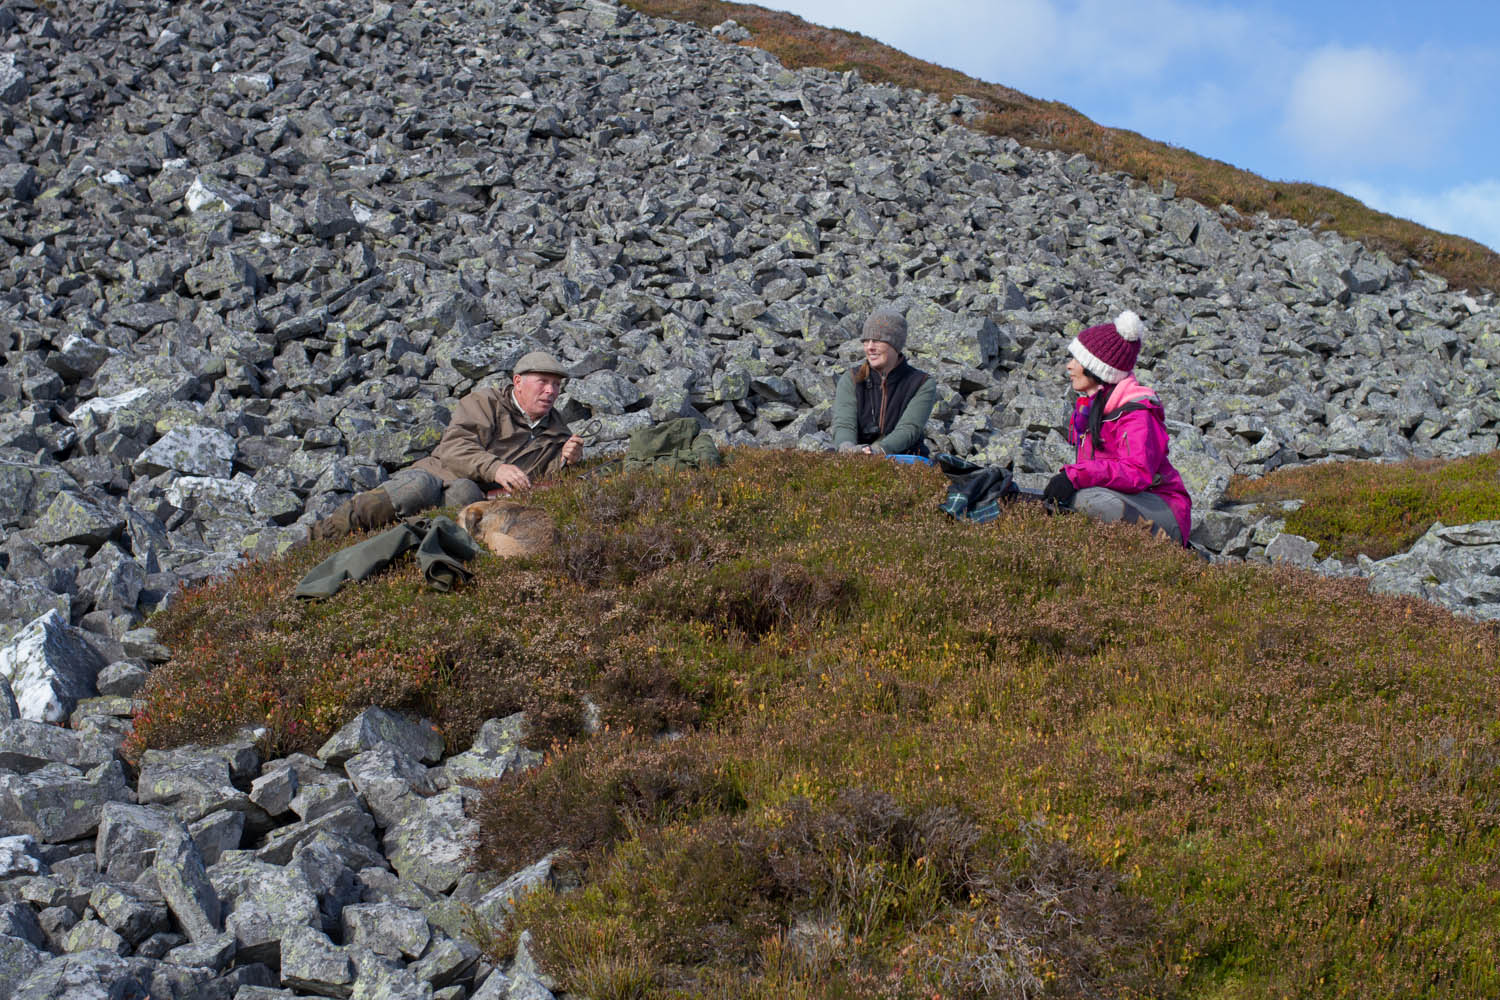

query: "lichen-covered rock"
left=31, top=492, right=125, bottom=549
left=153, top=831, right=222, bottom=944
left=0, top=936, right=48, bottom=998
left=133, top=427, right=237, bottom=478
left=88, top=882, right=169, bottom=946
left=439, top=714, right=541, bottom=789
left=96, top=802, right=186, bottom=881
left=135, top=747, right=252, bottom=825
left=472, top=856, right=555, bottom=933
left=382, top=787, right=480, bottom=895
left=316, top=707, right=445, bottom=767
left=0, top=835, right=47, bottom=878
left=0, top=610, right=108, bottom=724
left=208, top=855, right=321, bottom=967
left=9, top=950, right=155, bottom=1000
left=0, top=720, right=116, bottom=775
left=280, top=924, right=355, bottom=996
left=0, top=760, right=133, bottom=842
left=344, top=744, right=436, bottom=829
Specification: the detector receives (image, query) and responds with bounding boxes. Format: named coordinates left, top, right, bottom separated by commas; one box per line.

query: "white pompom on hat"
left=1068, top=310, right=1146, bottom=383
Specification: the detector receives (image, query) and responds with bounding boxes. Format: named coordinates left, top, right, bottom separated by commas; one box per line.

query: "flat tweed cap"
left=513, top=350, right=568, bottom=377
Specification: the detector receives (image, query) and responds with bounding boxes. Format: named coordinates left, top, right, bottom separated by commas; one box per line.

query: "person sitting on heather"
left=830, top=308, right=936, bottom=457
left=1041, top=310, right=1193, bottom=546
left=310, top=351, right=584, bottom=540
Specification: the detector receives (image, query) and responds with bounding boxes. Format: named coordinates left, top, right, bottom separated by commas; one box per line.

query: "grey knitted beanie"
left=861, top=309, right=908, bottom=353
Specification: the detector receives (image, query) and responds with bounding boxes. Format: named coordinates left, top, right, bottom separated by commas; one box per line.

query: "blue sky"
left=763, top=0, right=1500, bottom=252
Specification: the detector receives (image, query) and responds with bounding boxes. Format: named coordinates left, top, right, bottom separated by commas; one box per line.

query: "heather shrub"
left=1226, top=450, right=1500, bottom=558
left=138, top=449, right=1500, bottom=997
left=473, top=738, right=747, bottom=877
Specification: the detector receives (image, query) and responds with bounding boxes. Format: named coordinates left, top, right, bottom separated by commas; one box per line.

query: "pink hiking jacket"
left=1064, top=375, right=1192, bottom=544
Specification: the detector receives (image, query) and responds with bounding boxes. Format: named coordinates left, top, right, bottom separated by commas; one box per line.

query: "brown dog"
left=457, top=499, right=557, bottom=558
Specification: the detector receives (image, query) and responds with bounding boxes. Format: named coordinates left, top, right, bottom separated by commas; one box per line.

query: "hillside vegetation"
left=135, top=451, right=1500, bottom=998
left=1226, top=451, right=1500, bottom=560
left=624, top=0, right=1500, bottom=297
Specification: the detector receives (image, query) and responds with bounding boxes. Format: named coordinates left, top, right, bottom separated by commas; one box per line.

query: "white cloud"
left=1282, top=46, right=1438, bottom=167
left=1341, top=179, right=1500, bottom=253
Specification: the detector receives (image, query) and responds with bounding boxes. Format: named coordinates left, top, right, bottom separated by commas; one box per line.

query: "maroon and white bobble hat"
left=1068, top=310, right=1145, bottom=384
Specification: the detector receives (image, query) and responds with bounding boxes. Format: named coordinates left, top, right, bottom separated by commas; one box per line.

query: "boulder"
left=316, top=707, right=445, bottom=767
left=0, top=760, right=134, bottom=843
left=0, top=610, right=108, bottom=723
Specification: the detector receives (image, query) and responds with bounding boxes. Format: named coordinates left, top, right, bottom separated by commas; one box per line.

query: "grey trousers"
left=380, top=468, right=486, bottom=517
left=1071, top=487, right=1184, bottom=545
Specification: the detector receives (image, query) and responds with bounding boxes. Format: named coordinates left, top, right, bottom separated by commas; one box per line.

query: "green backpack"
left=622, top=417, right=723, bottom=473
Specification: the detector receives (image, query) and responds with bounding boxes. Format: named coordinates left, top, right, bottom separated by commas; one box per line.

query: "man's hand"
left=491, top=463, right=532, bottom=493
left=561, top=434, right=584, bottom=465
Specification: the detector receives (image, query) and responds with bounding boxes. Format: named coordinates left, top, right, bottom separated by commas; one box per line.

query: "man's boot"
left=310, top=489, right=397, bottom=541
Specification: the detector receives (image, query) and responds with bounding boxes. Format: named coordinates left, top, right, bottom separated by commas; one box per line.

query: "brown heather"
left=621, top=0, right=1500, bottom=296
left=137, top=451, right=1500, bottom=997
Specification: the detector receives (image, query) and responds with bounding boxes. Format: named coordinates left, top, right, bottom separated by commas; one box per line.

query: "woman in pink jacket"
left=1041, top=310, right=1193, bottom=546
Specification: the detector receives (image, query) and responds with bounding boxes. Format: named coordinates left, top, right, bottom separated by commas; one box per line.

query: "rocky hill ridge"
left=1, top=0, right=1500, bottom=992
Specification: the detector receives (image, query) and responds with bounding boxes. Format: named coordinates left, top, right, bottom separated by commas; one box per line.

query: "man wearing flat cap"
left=311, top=351, right=584, bottom=539
left=830, top=308, right=936, bottom=457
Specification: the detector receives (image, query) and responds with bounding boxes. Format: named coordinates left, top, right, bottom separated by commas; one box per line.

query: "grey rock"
left=248, top=768, right=298, bottom=818
left=343, top=744, right=435, bottom=829
left=409, top=934, right=480, bottom=990
left=161, top=930, right=236, bottom=970
left=88, top=882, right=169, bottom=946
left=61, top=918, right=129, bottom=955
left=136, top=748, right=251, bottom=825
left=120, top=628, right=171, bottom=664
left=95, top=661, right=150, bottom=698
left=0, top=835, right=47, bottom=878
left=31, top=493, right=124, bottom=549
left=10, top=950, right=154, bottom=1000
left=0, top=760, right=133, bottom=842
left=0, top=53, right=28, bottom=105
left=0, top=901, right=46, bottom=950
left=0, top=720, right=116, bottom=774
left=0, top=676, right=17, bottom=721
left=382, top=786, right=480, bottom=895
left=1265, top=533, right=1320, bottom=568
left=342, top=902, right=430, bottom=960
left=279, top=925, right=354, bottom=996
left=154, top=831, right=222, bottom=943
left=440, top=714, right=541, bottom=789
left=316, top=707, right=445, bottom=767
left=0, top=934, right=48, bottom=1000
left=188, top=810, right=247, bottom=868
left=134, top=427, right=237, bottom=478
left=208, top=856, right=320, bottom=967
left=473, top=856, right=554, bottom=931
left=96, top=802, right=185, bottom=881
left=0, top=610, right=108, bottom=724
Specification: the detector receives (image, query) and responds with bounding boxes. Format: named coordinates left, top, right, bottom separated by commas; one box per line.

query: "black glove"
left=1043, top=472, right=1077, bottom=507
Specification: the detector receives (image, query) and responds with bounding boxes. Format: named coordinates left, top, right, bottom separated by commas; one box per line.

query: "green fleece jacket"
left=830, top=364, right=937, bottom=455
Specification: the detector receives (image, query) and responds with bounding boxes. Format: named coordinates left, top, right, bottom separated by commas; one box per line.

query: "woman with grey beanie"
left=830, top=308, right=937, bottom=457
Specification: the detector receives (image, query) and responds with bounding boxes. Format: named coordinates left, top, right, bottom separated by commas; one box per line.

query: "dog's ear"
left=457, top=500, right=487, bottom=537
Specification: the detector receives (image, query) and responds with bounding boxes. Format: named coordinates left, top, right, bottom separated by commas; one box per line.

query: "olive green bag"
left=621, top=417, right=722, bottom=473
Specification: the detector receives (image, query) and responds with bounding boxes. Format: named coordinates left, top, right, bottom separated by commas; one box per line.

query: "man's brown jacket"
left=410, top=387, right=570, bottom=487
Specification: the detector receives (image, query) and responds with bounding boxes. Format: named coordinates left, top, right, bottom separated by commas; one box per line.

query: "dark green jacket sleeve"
left=873, top=376, right=937, bottom=456
left=830, top=372, right=858, bottom=447
left=295, top=516, right=478, bottom=599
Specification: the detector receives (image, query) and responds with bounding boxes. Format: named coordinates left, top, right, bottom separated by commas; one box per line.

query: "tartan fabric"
left=937, top=461, right=1018, bottom=523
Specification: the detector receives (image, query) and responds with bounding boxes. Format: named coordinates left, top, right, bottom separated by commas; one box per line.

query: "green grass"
left=135, top=451, right=1500, bottom=998
left=622, top=0, right=1500, bottom=297
left=1225, top=451, right=1500, bottom=560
